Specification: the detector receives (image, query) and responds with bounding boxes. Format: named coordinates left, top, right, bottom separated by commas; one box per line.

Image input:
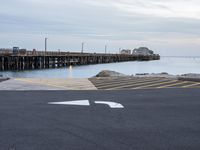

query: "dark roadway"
left=0, top=89, right=200, bottom=150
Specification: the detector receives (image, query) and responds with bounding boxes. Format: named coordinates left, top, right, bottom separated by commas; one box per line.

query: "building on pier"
left=120, top=49, right=132, bottom=55
left=132, top=47, right=154, bottom=55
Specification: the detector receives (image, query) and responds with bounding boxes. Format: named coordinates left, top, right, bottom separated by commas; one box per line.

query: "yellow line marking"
left=92, top=77, right=154, bottom=86
left=133, top=80, right=179, bottom=89
left=15, top=78, right=70, bottom=89
left=182, top=82, right=200, bottom=88
left=187, top=86, right=200, bottom=88
left=106, top=78, right=171, bottom=90
left=97, top=78, right=165, bottom=89
left=90, top=77, right=129, bottom=82
left=95, top=78, right=164, bottom=88
left=16, top=78, right=97, bottom=90
left=157, top=81, right=189, bottom=88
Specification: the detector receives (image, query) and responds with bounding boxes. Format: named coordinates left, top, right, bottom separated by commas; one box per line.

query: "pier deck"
left=0, top=51, right=160, bottom=71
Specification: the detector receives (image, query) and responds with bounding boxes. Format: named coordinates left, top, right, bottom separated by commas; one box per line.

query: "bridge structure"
left=0, top=50, right=160, bottom=71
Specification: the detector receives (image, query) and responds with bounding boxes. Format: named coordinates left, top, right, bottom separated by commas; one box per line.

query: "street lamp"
left=119, top=48, right=121, bottom=54
left=81, top=42, right=84, bottom=53
left=44, top=37, right=48, bottom=69
left=45, top=38, right=48, bottom=53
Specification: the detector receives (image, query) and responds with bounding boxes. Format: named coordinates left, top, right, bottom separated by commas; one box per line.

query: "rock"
left=95, top=71, right=200, bottom=82
left=178, top=73, right=200, bottom=82
left=96, top=70, right=126, bottom=77
left=0, top=77, right=9, bottom=82
left=135, top=73, right=149, bottom=76
left=134, top=72, right=178, bottom=79
left=181, top=73, right=200, bottom=78
left=160, top=72, right=168, bottom=75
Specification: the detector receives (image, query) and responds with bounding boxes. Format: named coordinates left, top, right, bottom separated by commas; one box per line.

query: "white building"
left=120, top=49, right=132, bottom=55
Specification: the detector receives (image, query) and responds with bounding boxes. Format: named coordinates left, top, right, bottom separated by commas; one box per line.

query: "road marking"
left=95, top=101, right=124, bottom=108
left=95, top=78, right=163, bottom=88
left=182, top=82, right=200, bottom=88
left=90, top=77, right=134, bottom=84
left=48, top=100, right=90, bottom=106
left=16, top=78, right=97, bottom=90
left=91, top=77, right=153, bottom=86
left=157, top=81, right=189, bottom=88
left=106, top=78, right=170, bottom=90
left=16, top=78, right=68, bottom=89
left=133, top=80, right=179, bottom=89
left=48, top=100, right=124, bottom=109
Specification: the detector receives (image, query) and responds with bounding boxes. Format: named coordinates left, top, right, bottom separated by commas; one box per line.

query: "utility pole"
left=105, top=45, right=107, bottom=54
left=81, top=42, right=84, bottom=53
left=45, top=38, right=48, bottom=53
left=119, top=48, right=121, bottom=54
left=44, top=37, right=48, bottom=69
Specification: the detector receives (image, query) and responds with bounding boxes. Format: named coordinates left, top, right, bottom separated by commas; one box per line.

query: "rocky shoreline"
left=95, top=70, right=200, bottom=82
left=0, top=76, right=9, bottom=83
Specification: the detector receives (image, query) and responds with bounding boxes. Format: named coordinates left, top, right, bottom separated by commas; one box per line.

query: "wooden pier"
left=0, top=51, right=160, bottom=71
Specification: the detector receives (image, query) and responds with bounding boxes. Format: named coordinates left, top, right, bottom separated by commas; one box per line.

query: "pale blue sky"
left=0, top=0, right=200, bottom=56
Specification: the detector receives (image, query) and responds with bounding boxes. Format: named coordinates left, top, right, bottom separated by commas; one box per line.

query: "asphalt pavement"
left=0, top=89, right=200, bottom=150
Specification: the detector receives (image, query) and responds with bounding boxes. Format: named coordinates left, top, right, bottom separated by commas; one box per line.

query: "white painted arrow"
left=48, top=100, right=124, bottom=109
left=48, top=100, right=90, bottom=106
left=95, top=101, right=124, bottom=108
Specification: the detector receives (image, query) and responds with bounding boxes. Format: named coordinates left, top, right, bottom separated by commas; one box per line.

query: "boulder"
left=178, top=73, right=200, bottom=82
left=96, top=70, right=126, bottom=77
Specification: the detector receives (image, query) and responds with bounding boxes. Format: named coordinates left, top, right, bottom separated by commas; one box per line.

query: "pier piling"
left=0, top=51, right=160, bottom=71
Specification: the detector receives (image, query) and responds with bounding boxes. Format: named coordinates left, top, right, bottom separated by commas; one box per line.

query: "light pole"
left=105, top=45, right=107, bottom=54
left=45, top=38, right=48, bottom=53
left=81, top=42, right=84, bottom=53
left=119, top=48, right=121, bottom=54
left=44, top=38, right=48, bottom=69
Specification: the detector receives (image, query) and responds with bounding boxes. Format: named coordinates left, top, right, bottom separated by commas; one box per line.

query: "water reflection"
left=69, top=65, right=73, bottom=70
left=67, top=65, right=73, bottom=78
left=1, top=57, right=200, bottom=78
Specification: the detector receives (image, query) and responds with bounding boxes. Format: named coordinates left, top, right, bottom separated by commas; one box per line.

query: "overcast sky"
left=0, top=0, right=200, bottom=56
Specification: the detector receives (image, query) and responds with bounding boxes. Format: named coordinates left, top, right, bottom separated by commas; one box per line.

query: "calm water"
left=1, top=57, right=200, bottom=78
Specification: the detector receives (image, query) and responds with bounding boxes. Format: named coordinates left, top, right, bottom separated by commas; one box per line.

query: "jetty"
left=0, top=50, right=160, bottom=71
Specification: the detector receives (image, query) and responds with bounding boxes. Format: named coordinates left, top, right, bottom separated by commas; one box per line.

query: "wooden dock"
left=0, top=51, right=160, bottom=71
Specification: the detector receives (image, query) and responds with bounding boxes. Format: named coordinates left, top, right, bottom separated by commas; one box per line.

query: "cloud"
left=0, top=0, right=200, bottom=55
